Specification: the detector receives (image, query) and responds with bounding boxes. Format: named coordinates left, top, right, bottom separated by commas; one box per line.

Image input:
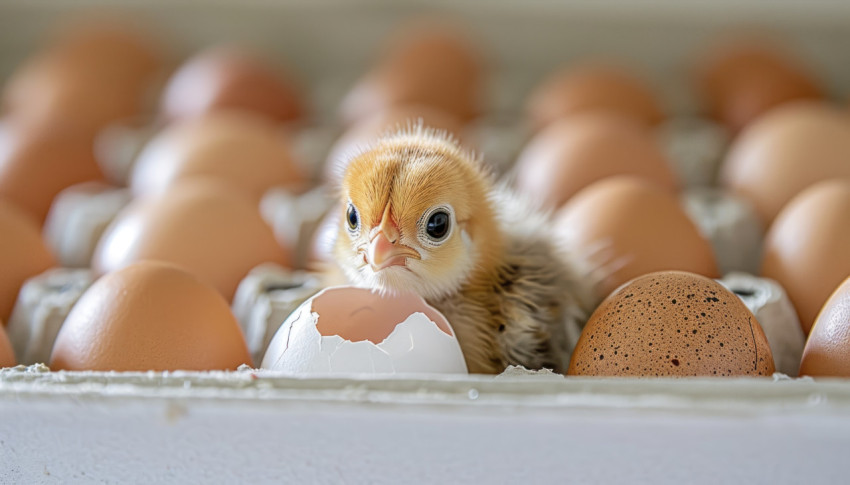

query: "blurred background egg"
left=93, top=180, right=290, bottom=301
left=262, top=286, right=467, bottom=374
left=324, top=104, right=468, bottom=184
left=525, top=63, right=665, bottom=132
left=694, top=36, right=822, bottom=133
left=130, top=111, right=304, bottom=200
left=513, top=113, right=678, bottom=210
left=0, top=118, right=105, bottom=224
left=49, top=261, right=251, bottom=371
left=554, top=177, right=718, bottom=298
left=0, top=322, right=14, bottom=367
left=339, top=19, right=483, bottom=125
left=761, top=180, right=850, bottom=335
left=720, top=102, right=850, bottom=225
left=568, top=271, right=775, bottom=377
left=160, top=45, right=305, bottom=124
left=799, top=276, right=850, bottom=377
left=0, top=199, right=56, bottom=322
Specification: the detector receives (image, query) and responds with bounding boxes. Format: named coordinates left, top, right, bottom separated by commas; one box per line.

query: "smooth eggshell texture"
left=555, top=177, right=718, bottom=298
left=161, top=46, right=304, bottom=123
left=526, top=64, right=665, bottom=131
left=720, top=102, right=850, bottom=225
left=568, top=271, right=775, bottom=377
left=761, top=180, right=850, bottom=334
left=514, top=114, right=678, bottom=210
left=93, top=180, right=290, bottom=301
left=800, top=277, right=850, bottom=377
left=0, top=119, right=105, bottom=224
left=0, top=323, right=14, bottom=367
left=695, top=40, right=822, bottom=133
left=324, top=104, right=467, bottom=184
left=2, top=19, right=162, bottom=131
left=339, top=21, right=482, bottom=125
left=130, top=111, right=303, bottom=200
left=50, top=261, right=251, bottom=371
left=0, top=200, right=56, bottom=321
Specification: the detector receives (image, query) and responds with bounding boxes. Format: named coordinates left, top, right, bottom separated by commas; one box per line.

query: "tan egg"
left=324, top=105, right=467, bottom=184
left=568, top=271, right=774, bottom=377
left=0, top=118, right=105, bottom=224
left=92, top=180, right=290, bottom=301
left=695, top=39, right=822, bottom=133
left=525, top=64, right=665, bottom=132
left=0, top=322, right=14, bottom=367
left=720, top=102, right=850, bottom=225
left=799, top=276, right=850, bottom=377
left=130, top=111, right=304, bottom=201
left=50, top=261, right=251, bottom=371
left=515, top=114, right=679, bottom=211
left=761, top=180, right=850, bottom=335
left=160, top=46, right=304, bottom=123
left=0, top=200, right=56, bottom=322
left=555, top=177, right=718, bottom=299
left=2, top=18, right=162, bottom=131
left=339, top=20, right=483, bottom=125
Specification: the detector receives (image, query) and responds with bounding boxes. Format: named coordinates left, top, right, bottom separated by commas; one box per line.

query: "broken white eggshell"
left=260, top=286, right=468, bottom=375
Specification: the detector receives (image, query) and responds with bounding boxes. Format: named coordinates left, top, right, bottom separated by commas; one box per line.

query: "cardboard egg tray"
left=2, top=1, right=850, bottom=482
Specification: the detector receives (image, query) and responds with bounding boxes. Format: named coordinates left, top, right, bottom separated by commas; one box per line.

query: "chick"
left=333, top=124, right=595, bottom=374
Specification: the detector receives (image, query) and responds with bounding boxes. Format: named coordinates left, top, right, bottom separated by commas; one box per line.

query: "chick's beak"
left=366, top=205, right=420, bottom=271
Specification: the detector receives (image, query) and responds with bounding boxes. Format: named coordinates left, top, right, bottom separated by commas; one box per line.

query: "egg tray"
left=3, top=1, right=850, bottom=482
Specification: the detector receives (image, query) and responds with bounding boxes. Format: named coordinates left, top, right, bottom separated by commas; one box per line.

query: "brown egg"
left=695, top=39, right=822, bottom=133
left=0, top=322, right=14, bottom=367
left=515, top=114, right=678, bottom=210
left=339, top=20, right=482, bottom=125
left=799, top=276, right=850, bottom=377
left=0, top=200, right=56, bottom=322
left=50, top=261, right=251, bottom=371
left=555, top=177, right=718, bottom=298
left=526, top=64, right=664, bottom=132
left=130, top=111, right=304, bottom=200
left=761, top=180, right=850, bottom=335
left=568, top=271, right=775, bottom=377
left=161, top=46, right=304, bottom=123
left=2, top=19, right=162, bottom=131
left=720, top=102, right=850, bottom=225
left=92, top=180, right=290, bottom=301
left=0, top=118, right=105, bottom=224
left=324, top=104, right=467, bottom=184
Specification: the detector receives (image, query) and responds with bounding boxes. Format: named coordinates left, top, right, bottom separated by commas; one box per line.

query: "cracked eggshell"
left=261, top=286, right=468, bottom=375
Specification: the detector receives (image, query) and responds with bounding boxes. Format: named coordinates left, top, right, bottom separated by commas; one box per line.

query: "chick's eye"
left=346, top=204, right=359, bottom=231
left=426, top=210, right=450, bottom=240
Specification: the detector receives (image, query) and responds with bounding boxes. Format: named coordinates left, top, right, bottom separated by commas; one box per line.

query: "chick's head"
left=334, top=126, right=499, bottom=300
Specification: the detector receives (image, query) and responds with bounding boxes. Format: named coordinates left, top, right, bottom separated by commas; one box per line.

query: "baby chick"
left=333, top=124, right=595, bottom=374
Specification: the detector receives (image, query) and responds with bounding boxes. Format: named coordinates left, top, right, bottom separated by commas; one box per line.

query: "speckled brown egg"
left=0, top=321, right=15, bottom=367
left=525, top=63, right=665, bottom=132
left=761, top=180, right=850, bottom=334
left=799, top=276, right=850, bottom=377
left=50, top=261, right=251, bottom=371
left=568, top=271, right=775, bottom=377
left=160, top=46, right=304, bottom=123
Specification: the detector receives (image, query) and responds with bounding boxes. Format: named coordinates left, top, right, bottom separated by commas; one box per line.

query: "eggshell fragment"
left=50, top=261, right=251, bottom=371
left=161, top=46, right=304, bottom=123
left=514, top=114, right=678, bottom=210
left=339, top=21, right=482, bottom=125
left=0, top=323, right=15, bottom=367
left=761, top=180, right=850, bottom=334
left=0, top=200, right=56, bottom=322
left=130, top=111, right=303, bottom=200
left=554, top=177, right=718, bottom=299
left=800, top=276, right=850, bottom=377
left=720, top=102, right=850, bottom=224
left=568, top=271, right=775, bottom=377
left=262, top=286, right=467, bottom=375
left=93, top=180, right=290, bottom=301
left=0, top=118, right=105, bottom=224
left=526, top=64, right=664, bottom=131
